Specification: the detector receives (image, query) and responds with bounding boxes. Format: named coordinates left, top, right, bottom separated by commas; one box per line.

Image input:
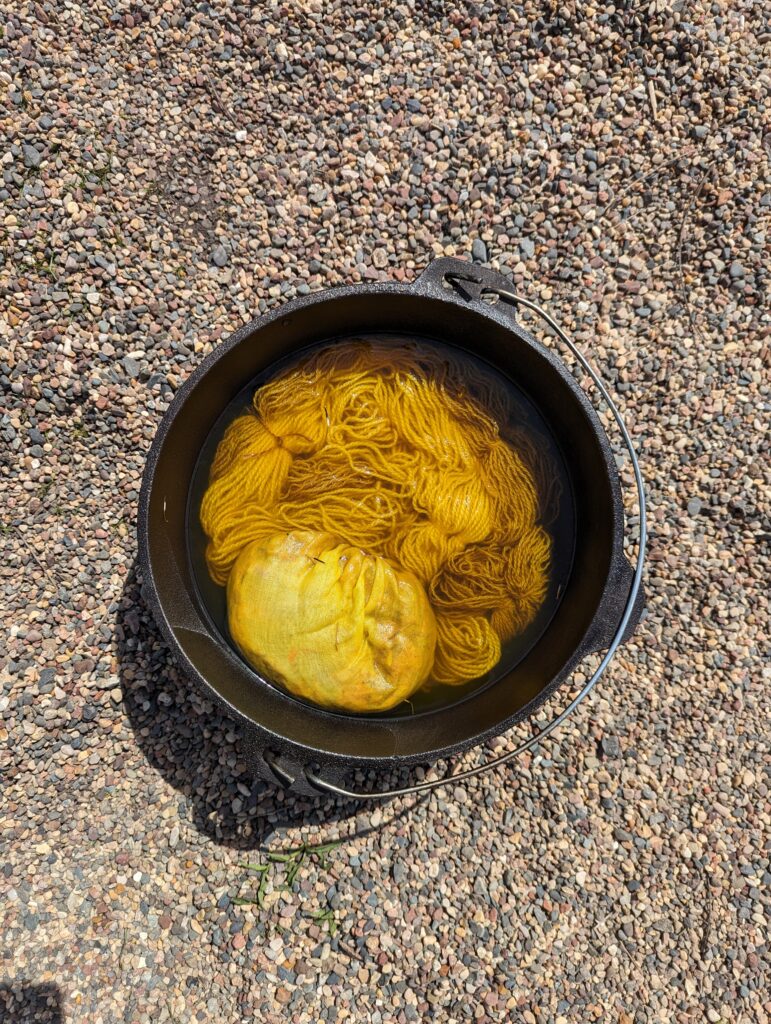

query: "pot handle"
left=301, top=263, right=647, bottom=800
left=412, top=256, right=522, bottom=315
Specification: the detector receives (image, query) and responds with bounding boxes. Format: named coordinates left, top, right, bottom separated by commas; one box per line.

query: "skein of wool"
left=200, top=338, right=552, bottom=710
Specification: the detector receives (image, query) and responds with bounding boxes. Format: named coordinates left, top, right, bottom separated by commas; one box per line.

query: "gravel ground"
left=1, top=1, right=769, bottom=1022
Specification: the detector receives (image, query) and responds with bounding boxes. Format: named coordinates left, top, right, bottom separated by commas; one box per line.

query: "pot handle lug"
left=413, top=257, right=520, bottom=319
left=303, top=284, right=647, bottom=801
left=250, top=746, right=335, bottom=798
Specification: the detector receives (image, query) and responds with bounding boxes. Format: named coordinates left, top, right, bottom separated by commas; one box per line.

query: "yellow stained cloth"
left=228, top=531, right=436, bottom=712
left=201, top=338, right=552, bottom=709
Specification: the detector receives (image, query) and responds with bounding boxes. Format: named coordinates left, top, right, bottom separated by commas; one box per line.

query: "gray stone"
left=211, top=244, right=229, bottom=267
left=601, top=735, right=621, bottom=759
left=22, top=144, right=42, bottom=169
left=471, top=239, right=487, bottom=262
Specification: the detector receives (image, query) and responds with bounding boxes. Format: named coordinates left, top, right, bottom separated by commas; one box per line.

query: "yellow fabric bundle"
left=200, top=339, right=551, bottom=711
left=228, top=531, right=436, bottom=713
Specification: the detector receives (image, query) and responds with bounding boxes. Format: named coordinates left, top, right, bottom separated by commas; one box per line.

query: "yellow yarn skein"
left=199, top=338, right=552, bottom=696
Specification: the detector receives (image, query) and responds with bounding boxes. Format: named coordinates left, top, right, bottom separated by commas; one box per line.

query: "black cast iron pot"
left=138, top=258, right=645, bottom=799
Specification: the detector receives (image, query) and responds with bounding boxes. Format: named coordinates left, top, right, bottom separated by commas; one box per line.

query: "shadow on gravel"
left=0, top=984, right=63, bottom=1023
left=117, top=563, right=411, bottom=850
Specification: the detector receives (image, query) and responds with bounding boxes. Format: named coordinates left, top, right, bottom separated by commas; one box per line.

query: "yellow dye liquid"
left=187, top=336, right=575, bottom=717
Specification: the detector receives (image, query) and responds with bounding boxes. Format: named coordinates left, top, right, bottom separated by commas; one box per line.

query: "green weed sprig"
left=233, top=839, right=342, bottom=916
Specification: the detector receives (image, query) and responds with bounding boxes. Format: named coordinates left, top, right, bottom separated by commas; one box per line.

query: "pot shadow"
left=117, top=563, right=421, bottom=850
left=0, top=984, right=63, bottom=1023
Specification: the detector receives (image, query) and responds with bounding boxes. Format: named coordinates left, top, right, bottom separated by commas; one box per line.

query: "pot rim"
left=138, top=262, right=635, bottom=772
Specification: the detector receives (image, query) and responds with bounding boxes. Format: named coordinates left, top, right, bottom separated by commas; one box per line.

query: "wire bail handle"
left=292, top=268, right=647, bottom=800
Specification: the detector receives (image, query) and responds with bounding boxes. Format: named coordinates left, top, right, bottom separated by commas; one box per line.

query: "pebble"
left=211, top=244, right=229, bottom=267
left=22, top=144, right=42, bottom=169
left=1, top=3, right=766, bottom=1023
left=471, top=239, right=487, bottom=263
left=122, top=356, right=141, bottom=378
left=601, top=735, right=621, bottom=759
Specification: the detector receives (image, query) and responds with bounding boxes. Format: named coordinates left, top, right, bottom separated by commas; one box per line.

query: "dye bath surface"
left=186, top=335, right=576, bottom=719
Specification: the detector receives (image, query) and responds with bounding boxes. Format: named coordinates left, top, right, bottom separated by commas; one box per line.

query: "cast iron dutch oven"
left=138, top=258, right=646, bottom=799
